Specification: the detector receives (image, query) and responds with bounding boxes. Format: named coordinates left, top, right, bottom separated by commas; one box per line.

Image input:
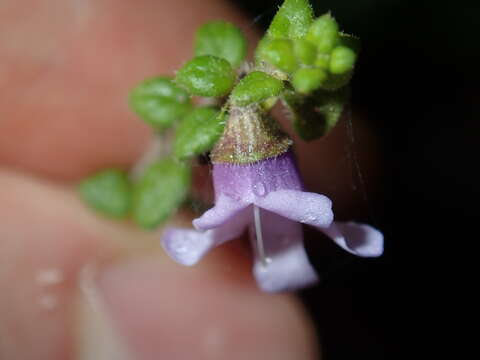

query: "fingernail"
left=75, top=264, right=134, bottom=360
left=95, top=257, right=231, bottom=360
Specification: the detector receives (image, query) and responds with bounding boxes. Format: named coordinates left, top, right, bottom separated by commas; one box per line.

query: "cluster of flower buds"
left=257, top=6, right=358, bottom=94
left=78, top=0, right=383, bottom=292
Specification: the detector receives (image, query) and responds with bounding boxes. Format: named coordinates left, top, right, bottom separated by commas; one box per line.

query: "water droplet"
left=177, top=239, right=191, bottom=253
left=35, top=268, right=64, bottom=286
left=301, top=214, right=317, bottom=223
left=252, top=181, right=267, bottom=197
left=175, top=244, right=188, bottom=254
left=38, top=294, right=58, bottom=311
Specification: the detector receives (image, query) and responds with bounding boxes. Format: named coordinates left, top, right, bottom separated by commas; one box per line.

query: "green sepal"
left=129, top=76, right=191, bottom=130
left=282, top=87, right=349, bottom=141
left=79, top=169, right=131, bottom=218
left=306, top=13, right=339, bottom=54
left=255, top=38, right=298, bottom=74
left=321, top=71, right=353, bottom=91
left=173, top=106, right=226, bottom=160
left=267, top=0, right=314, bottom=40
left=176, top=55, right=236, bottom=97
left=230, top=71, right=284, bottom=106
left=132, top=159, right=191, bottom=229
left=195, top=21, right=247, bottom=68
left=338, top=32, right=361, bottom=54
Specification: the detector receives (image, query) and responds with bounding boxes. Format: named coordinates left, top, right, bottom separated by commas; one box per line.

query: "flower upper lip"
left=192, top=189, right=333, bottom=232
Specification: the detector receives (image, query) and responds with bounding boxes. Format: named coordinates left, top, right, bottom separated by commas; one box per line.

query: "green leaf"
left=306, top=13, right=339, bottom=54
left=129, top=76, right=191, bottom=130
left=230, top=71, right=284, bottom=106
left=176, top=55, right=236, bottom=97
left=283, top=87, right=349, bottom=141
left=79, top=169, right=131, bottom=218
left=267, top=0, right=314, bottom=40
left=329, top=45, right=357, bottom=74
left=133, top=159, right=191, bottom=229
left=255, top=38, right=298, bottom=73
left=292, top=67, right=327, bottom=94
left=173, top=107, right=226, bottom=160
left=195, top=21, right=247, bottom=68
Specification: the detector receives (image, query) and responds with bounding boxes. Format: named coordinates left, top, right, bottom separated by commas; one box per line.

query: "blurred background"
left=232, top=0, right=478, bottom=358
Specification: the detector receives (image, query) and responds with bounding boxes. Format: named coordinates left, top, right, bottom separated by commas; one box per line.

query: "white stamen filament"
left=253, top=205, right=268, bottom=267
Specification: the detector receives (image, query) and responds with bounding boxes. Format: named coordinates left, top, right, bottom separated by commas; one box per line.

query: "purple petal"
left=192, top=194, right=249, bottom=231
left=212, top=150, right=303, bottom=203
left=162, top=208, right=250, bottom=266
left=320, top=222, right=384, bottom=257
left=249, top=208, right=318, bottom=293
left=254, top=189, right=333, bottom=229
left=161, top=228, right=216, bottom=266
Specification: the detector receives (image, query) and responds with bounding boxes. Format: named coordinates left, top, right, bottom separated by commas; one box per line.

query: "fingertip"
left=97, top=255, right=319, bottom=360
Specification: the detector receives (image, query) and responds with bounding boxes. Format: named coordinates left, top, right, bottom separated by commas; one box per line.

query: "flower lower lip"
left=163, top=152, right=383, bottom=293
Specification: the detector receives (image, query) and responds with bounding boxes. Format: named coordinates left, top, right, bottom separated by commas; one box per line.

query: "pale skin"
left=0, top=0, right=380, bottom=358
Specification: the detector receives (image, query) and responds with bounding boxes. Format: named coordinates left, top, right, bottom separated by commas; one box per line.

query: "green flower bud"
left=129, top=77, right=191, bottom=130
left=256, top=38, right=298, bottom=73
left=306, top=13, right=339, bottom=53
left=79, top=169, right=131, bottom=218
left=329, top=46, right=357, bottom=74
left=292, top=67, right=327, bottom=94
left=230, top=71, right=284, bottom=106
left=267, top=0, right=314, bottom=40
left=195, top=21, right=247, bottom=68
left=173, top=107, right=226, bottom=160
left=314, top=53, right=330, bottom=69
left=176, top=55, right=236, bottom=97
left=133, top=159, right=191, bottom=229
left=293, top=38, right=317, bottom=65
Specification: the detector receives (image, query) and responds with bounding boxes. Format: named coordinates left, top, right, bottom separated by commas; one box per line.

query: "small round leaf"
left=176, top=55, right=236, bottom=97
left=174, top=107, right=226, bottom=160
left=133, top=159, right=191, bottom=229
left=129, top=76, right=191, bottom=129
left=195, top=21, right=247, bottom=68
left=79, top=169, right=131, bottom=218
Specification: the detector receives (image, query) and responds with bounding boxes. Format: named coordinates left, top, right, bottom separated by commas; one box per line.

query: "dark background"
left=231, top=0, right=479, bottom=358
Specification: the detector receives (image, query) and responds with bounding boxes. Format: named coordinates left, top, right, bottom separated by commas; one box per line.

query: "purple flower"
left=162, top=151, right=383, bottom=292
